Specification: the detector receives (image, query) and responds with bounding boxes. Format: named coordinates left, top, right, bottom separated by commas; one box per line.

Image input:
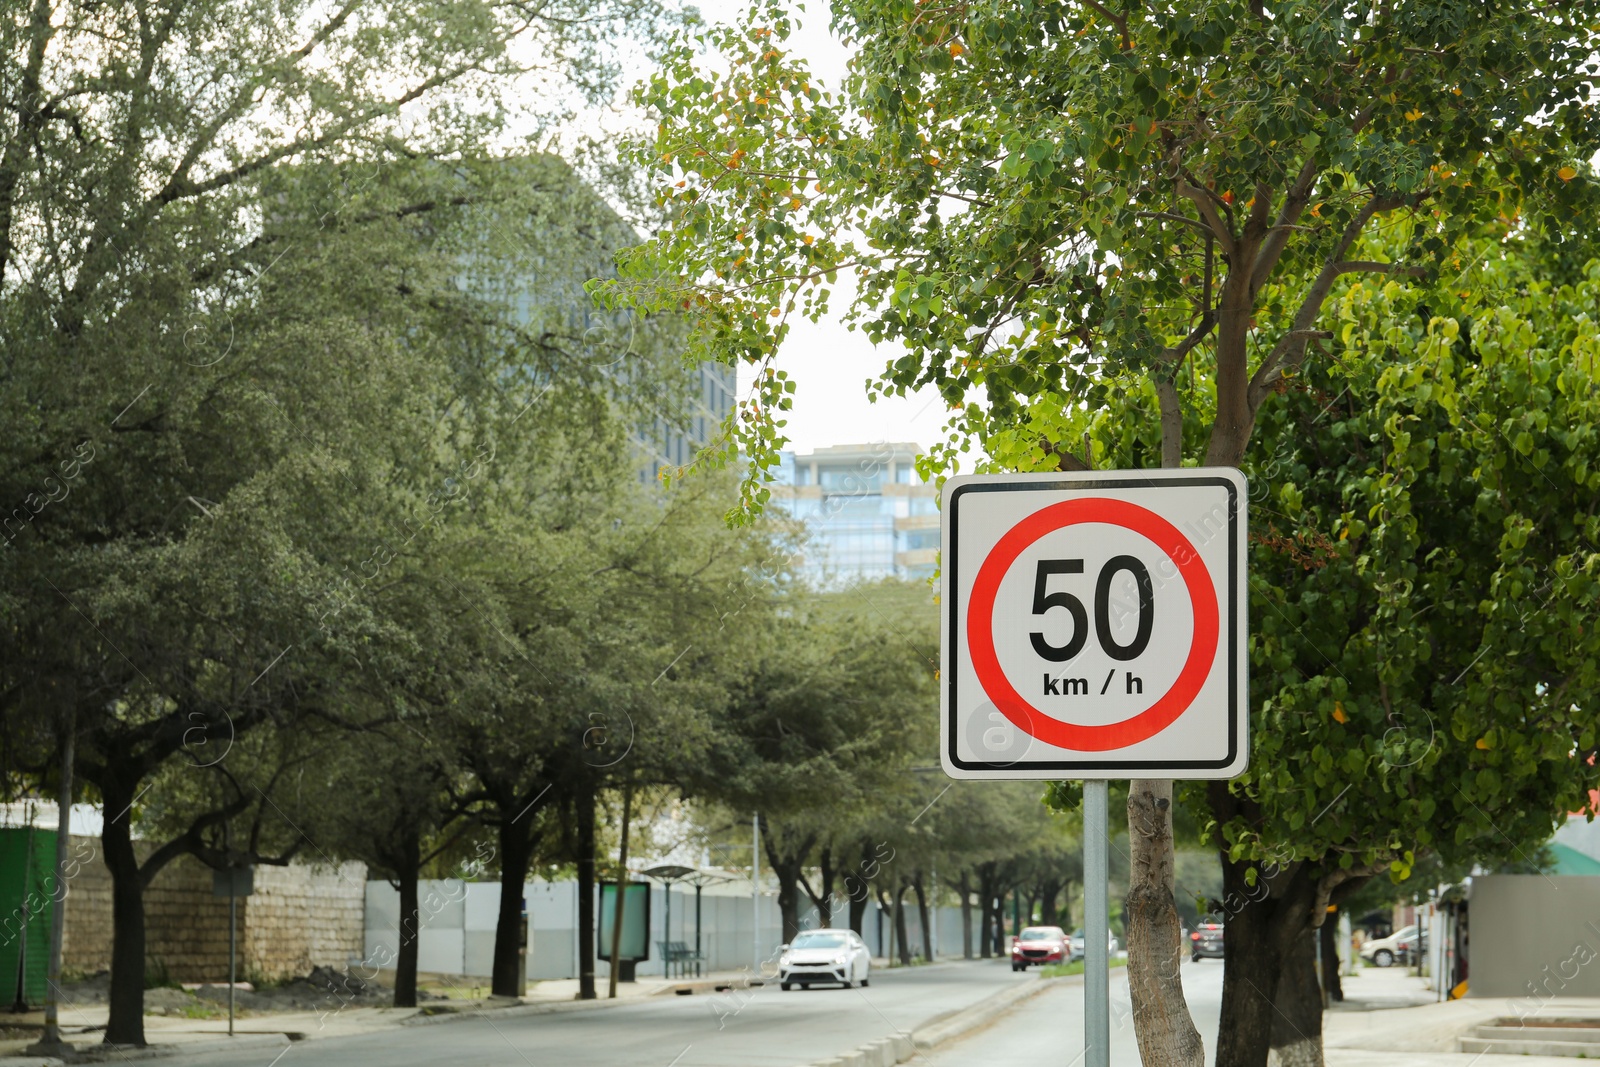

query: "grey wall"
left=1468, top=874, right=1600, bottom=999
left=364, top=879, right=972, bottom=981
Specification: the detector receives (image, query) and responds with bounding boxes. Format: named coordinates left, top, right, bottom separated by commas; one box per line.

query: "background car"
left=1068, top=928, right=1120, bottom=962
left=1190, top=919, right=1224, bottom=961
left=1360, top=924, right=1421, bottom=968
left=1010, top=926, right=1070, bottom=971
left=778, top=929, right=871, bottom=990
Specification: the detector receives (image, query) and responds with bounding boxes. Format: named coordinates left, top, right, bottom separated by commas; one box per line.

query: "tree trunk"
left=1207, top=273, right=1258, bottom=467
left=876, top=886, right=895, bottom=962
left=1126, top=779, right=1204, bottom=1066
left=847, top=880, right=868, bottom=935
left=912, top=873, right=934, bottom=961
left=1039, top=878, right=1062, bottom=927
left=491, top=815, right=535, bottom=998
left=1320, top=914, right=1343, bottom=1003
left=976, top=892, right=989, bottom=958
left=959, top=874, right=973, bottom=960
left=797, top=846, right=837, bottom=930
left=815, top=847, right=836, bottom=929
left=759, top=817, right=811, bottom=944
left=1213, top=854, right=1301, bottom=1067
left=393, top=834, right=421, bottom=1009
left=100, top=776, right=147, bottom=1046
left=846, top=839, right=874, bottom=934
left=893, top=883, right=912, bottom=966
left=607, top=780, right=633, bottom=999
left=1270, top=931, right=1325, bottom=1067
left=774, top=864, right=802, bottom=944
left=1121, top=383, right=1206, bottom=1065
left=577, top=783, right=597, bottom=1000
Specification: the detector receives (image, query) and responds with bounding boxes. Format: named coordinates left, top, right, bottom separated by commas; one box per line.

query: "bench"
left=657, top=940, right=705, bottom=978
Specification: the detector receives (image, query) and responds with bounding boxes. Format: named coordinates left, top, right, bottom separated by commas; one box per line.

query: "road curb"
left=396, top=974, right=773, bottom=1028
left=794, top=972, right=1069, bottom=1067
left=21, top=1032, right=294, bottom=1063
left=911, top=973, right=1066, bottom=1050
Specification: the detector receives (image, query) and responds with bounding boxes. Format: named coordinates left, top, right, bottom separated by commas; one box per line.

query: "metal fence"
left=363, top=878, right=971, bottom=981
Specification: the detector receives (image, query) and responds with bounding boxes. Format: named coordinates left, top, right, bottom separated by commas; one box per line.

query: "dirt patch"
left=64, top=966, right=443, bottom=1016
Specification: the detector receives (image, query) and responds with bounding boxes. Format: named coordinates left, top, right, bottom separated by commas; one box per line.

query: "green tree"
left=606, top=3, right=1599, bottom=1062
left=1054, top=240, right=1600, bottom=1060
left=293, top=724, right=470, bottom=1009
left=699, top=580, right=938, bottom=945
left=1, top=0, right=670, bottom=1026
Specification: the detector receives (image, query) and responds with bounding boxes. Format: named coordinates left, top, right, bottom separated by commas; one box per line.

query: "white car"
left=1068, top=929, right=1121, bottom=962
left=1360, top=924, right=1421, bottom=968
left=778, top=929, right=872, bottom=990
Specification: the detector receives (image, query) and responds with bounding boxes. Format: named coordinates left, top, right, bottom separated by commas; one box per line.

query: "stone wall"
left=243, top=861, right=366, bottom=979
left=61, top=835, right=114, bottom=977
left=60, top=834, right=365, bottom=982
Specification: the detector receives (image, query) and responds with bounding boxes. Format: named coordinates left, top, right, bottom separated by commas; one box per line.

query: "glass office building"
left=634, top=361, right=737, bottom=487
left=769, top=443, right=939, bottom=587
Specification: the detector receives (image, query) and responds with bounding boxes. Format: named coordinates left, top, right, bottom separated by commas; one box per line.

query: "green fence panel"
left=0, top=826, right=59, bottom=1006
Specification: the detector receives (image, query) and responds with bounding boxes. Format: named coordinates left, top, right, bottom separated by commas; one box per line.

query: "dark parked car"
left=1190, top=919, right=1224, bottom=962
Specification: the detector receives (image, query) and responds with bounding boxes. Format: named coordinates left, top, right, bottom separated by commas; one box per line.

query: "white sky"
left=680, top=0, right=955, bottom=457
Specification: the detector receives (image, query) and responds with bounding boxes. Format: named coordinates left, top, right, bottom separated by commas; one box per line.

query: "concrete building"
left=769, top=442, right=939, bottom=587
left=448, top=154, right=736, bottom=489
left=634, top=362, right=737, bottom=487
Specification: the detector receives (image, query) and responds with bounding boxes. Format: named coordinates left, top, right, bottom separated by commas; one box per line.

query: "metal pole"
left=664, top=884, right=672, bottom=978
left=751, top=815, right=761, bottom=973
left=12, top=814, right=33, bottom=1014
left=40, top=715, right=72, bottom=1048
left=1084, top=780, right=1110, bottom=1067
left=228, top=889, right=236, bottom=1036
left=695, top=885, right=703, bottom=975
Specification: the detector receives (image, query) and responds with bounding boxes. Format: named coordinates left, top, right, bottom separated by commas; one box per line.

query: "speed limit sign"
left=941, top=469, right=1248, bottom=779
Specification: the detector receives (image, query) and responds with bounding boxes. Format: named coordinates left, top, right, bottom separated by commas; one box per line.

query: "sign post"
left=939, top=469, right=1248, bottom=1065
left=211, top=866, right=254, bottom=1037
left=1084, top=779, right=1110, bottom=1064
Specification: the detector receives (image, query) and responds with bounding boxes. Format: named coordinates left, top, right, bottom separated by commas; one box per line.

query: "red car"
left=1011, top=926, right=1070, bottom=971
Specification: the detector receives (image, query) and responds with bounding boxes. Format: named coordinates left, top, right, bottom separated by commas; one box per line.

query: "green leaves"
left=615, top=0, right=1600, bottom=510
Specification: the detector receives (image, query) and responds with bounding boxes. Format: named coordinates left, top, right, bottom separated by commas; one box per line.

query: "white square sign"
left=941, top=469, right=1248, bottom=780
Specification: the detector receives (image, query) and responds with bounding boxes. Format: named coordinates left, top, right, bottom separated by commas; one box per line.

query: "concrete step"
left=1476, top=1024, right=1600, bottom=1045
left=1461, top=1035, right=1600, bottom=1058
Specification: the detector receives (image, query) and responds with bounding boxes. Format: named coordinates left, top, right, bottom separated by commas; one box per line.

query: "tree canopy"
left=608, top=2, right=1600, bottom=1062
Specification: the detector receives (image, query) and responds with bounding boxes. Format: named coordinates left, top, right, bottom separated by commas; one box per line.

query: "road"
left=158, top=960, right=1035, bottom=1067
left=921, top=959, right=1226, bottom=1067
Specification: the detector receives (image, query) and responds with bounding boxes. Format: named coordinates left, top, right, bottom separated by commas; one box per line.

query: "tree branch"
left=1249, top=157, right=1320, bottom=295
left=1247, top=194, right=1402, bottom=412
left=1081, top=0, right=1131, bottom=49
left=0, top=0, right=59, bottom=288
left=1041, top=436, right=1091, bottom=471
left=1161, top=313, right=1216, bottom=365
left=1311, top=861, right=1388, bottom=927
left=1334, top=261, right=1428, bottom=277
left=1137, top=210, right=1216, bottom=238
left=1176, top=180, right=1236, bottom=259
left=139, top=790, right=256, bottom=889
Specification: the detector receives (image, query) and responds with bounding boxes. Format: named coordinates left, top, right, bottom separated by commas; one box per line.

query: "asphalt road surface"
left=920, top=959, right=1226, bottom=1067
left=157, top=959, right=1035, bottom=1067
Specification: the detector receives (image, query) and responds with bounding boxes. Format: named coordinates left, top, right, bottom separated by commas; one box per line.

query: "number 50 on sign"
left=940, top=469, right=1248, bottom=780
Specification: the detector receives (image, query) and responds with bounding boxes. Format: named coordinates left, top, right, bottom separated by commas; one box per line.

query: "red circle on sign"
left=967, top=497, right=1219, bottom=752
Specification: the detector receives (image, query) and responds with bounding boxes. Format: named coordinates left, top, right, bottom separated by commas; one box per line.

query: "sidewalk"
left=0, top=967, right=772, bottom=1062
left=1326, top=965, right=1600, bottom=1066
